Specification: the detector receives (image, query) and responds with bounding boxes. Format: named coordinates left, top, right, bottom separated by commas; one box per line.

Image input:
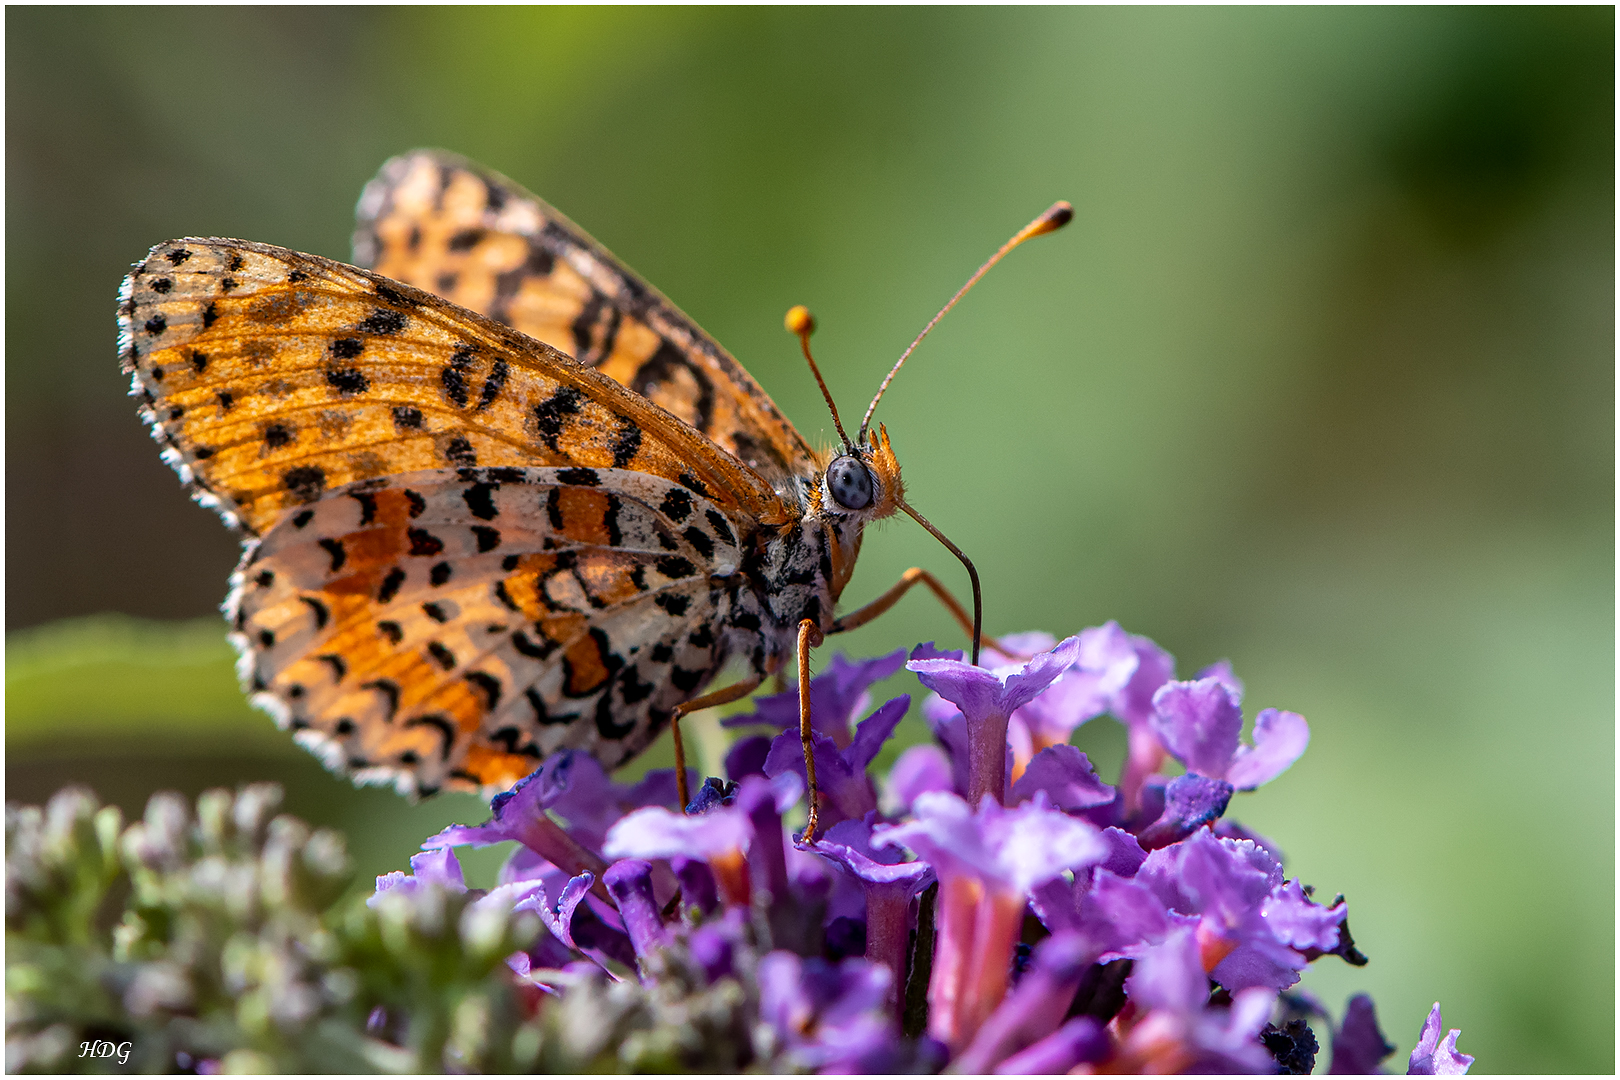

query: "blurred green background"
left=6, top=8, right=1612, bottom=1072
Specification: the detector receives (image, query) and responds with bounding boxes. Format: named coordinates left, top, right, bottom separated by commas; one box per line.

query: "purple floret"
left=1150, top=677, right=1310, bottom=790
left=1330, top=993, right=1396, bottom=1074
left=1407, top=1003, right=1474, bottom=1075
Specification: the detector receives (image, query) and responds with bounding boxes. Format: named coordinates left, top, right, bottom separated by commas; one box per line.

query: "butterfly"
left=118, top=149, right=1069, bottom=830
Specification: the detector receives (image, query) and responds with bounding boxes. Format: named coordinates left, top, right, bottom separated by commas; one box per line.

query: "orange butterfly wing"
left=119, top=238, right=795, bottom=794
left=352, top=149, right=818, bottom=487
left=119, top=238, right=787, bottom=536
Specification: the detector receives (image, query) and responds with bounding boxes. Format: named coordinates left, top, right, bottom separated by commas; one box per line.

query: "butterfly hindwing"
left=352, top=149, right=818, bottom=487
left=230, top=466, right=739, bottom=795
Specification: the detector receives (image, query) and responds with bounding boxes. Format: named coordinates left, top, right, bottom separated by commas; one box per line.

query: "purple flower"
left=908, top=635, right=1081, bottom=804
left=1136, top=830, right=1345, bottom=992
left=1007, top=743, right=1115, bottom=812
left=993, top=628, right=1136, bottom=780
left=369, top=846, right=466, bottom=906
left=726, top=649, right=907, bottom=749
left=421, top=753, right=610, bottom=885
left=953, top=932, right=1103, bottom=1073
left=994, top=1017, right=1108, bottom=1075
left=1150, top=677, right=1310, bottom=789
left=602, top=859, right=669, bottom=969
left=1110, top=926, right=1278, bottom=1073
left=1330, top=993, right=1396, bottom=1074
left=874, top=791, right=1106, bottom=1050
left=763, top=695, right=909, bottom=831
left=802, top=814, right=934, bottom=998
left=1085, top=623, right=1177, bottom=813
left=1135, top=773, right=1234, bottom=850
left=1407, top=1003, right=1473, bottom=1075
left=756, top=951, right=897, bottom=1072
left=882, top=743, right=954, bottom=811
left=603, top=773, right=801, bottom=908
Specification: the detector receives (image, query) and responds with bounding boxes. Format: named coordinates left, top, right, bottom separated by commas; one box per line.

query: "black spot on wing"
left=655, top=593, right=691, bottom=617
left=429, top=562, right=452, bottom=586
left=472, top=525, right=501, bottom=552
left=441, top=344, right=475, bottom=408
left=594, top=689, right=635, bottom=740
left=659, top=487, right=693, bottom=522
left=405, top=714, right=456, bottom=760
left=635, top=339, right=715, bottom=433
left=655, top=555, right=697, bottom=579
left=408, top=528, right=443, bottom=556
left=619, top=666, right=656, bottom=705
left=300, top=596, right=330, bottom=630
left=352, top=491, right=378, bottom=525
left=358, top=307, right=406, bottom=334
left=682, top=527, right=715, bottom=560
left=475, top=359, right=509, bottom=411
left=611, top=418, right=643, bottom=468
left=465, top=671, right=502, bottom=711
left=363, top=678, right=401, bottom=719
left=426, top=641, right=458, bottom=671
left=557, top=467, right=599, bottom=486
left=326, top=367, right=369, bottom=395
left=512, top=629, right=553, bottom=659
left=377, top=619, right=403, bottom=644
left=377, top=567, right=406, bottom=603
left=392, top=405, right=424, bottom=430
left=531, top=386, right=583, bottom=451
left=526, top=686, right=578, bottom=727
left=331, top=338, right=363, bottom=360
left=705, top=510, right=737, bottom=548
left=283, top=466, right=326, bottom=503
left=463, top=483, right=498, bottom=520
left=318, top=538, right=346, bottom=572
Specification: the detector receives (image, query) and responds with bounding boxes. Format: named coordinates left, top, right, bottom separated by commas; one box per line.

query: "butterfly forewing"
left=352, top=150, right=819, bottom=486
left=120, top=238, right=784, bottom=536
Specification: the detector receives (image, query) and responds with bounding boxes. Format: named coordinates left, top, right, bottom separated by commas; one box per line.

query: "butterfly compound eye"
left=826, top=456, right=873, bottom=511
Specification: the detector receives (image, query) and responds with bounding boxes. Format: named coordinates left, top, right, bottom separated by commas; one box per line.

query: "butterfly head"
left=819, top=423, right=904, bottom=523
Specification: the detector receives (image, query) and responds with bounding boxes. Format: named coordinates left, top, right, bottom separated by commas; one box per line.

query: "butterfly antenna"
left=785, top=305, right=852, bottom=452
left=897, top=498, right=985, bottom=666
left=858, top=201, right=1074, bottom=444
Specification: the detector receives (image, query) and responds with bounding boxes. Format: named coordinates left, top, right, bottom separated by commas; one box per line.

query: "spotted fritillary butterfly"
left=119, top=150, right=1068, bottom=811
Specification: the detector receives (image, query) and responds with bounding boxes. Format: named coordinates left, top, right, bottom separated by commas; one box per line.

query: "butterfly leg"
left=669, top=674, right=766, bottom=812
left=797, top=617, right=826, bottom=841
left=828, top=567, right=1009, bottom=655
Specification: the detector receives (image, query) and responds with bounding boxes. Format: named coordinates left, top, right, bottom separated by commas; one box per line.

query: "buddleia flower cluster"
left=5, top=623, right=1477, bottom=1073
left=378, top=623, right=1474, bottom=1073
